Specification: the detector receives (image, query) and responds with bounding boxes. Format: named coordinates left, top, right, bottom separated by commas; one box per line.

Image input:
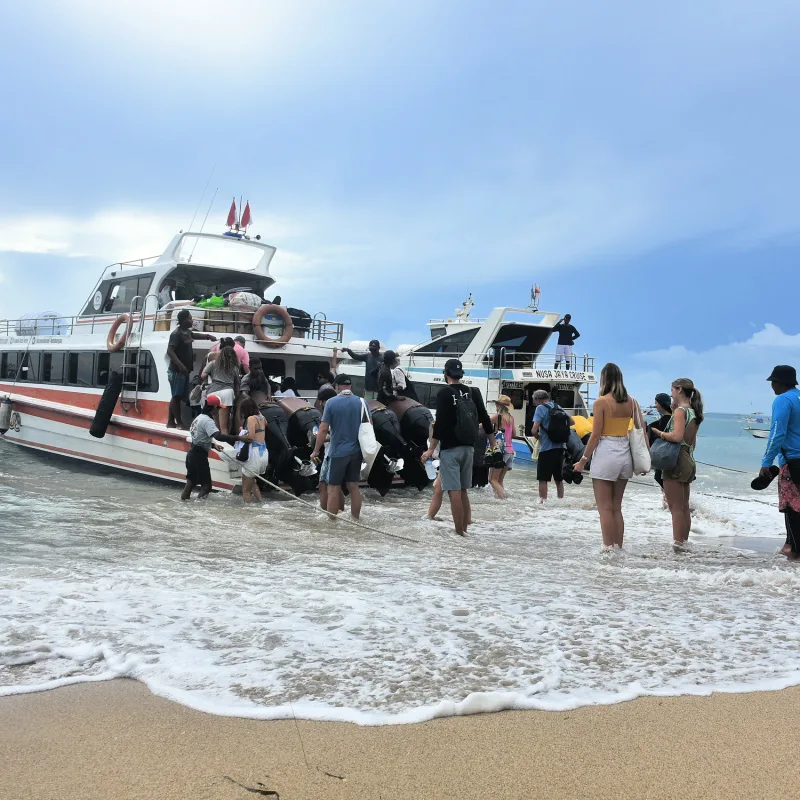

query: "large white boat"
left=0, top=224, right=596, bottom=488
left=0, top=227, right=343, bottom=490
left=340, top=294, right=597, bottom=459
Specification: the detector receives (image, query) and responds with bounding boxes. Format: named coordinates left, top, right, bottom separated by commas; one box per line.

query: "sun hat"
left=495, top=394, right=513, bottom=408
left=766, top=365, right=798, bottom=386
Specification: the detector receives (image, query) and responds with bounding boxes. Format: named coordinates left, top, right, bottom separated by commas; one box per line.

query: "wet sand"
left=2, top=680, right=800, bottom=799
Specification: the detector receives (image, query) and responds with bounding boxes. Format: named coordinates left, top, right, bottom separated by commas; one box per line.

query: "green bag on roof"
left=196, top=294, right=226, bottom=309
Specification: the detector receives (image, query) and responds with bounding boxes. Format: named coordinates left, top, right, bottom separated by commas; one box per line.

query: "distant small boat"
left=750, top=429, right=770, bottom=439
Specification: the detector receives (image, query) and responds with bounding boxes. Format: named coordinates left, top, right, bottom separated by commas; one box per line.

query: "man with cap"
left=181, top=396, right=251, bottom=501
left=342, top=340, right=382, bottom=398
left=311, top=374, right=370, bottom=520
left=420, top=359, right=493, bottom=536
left=759, top=365, right=800, bottom=560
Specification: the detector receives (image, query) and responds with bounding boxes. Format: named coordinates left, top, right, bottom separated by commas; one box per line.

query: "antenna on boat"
left=188, top=186, right=219, bottom=262
left=527, top=284, right=541, bottom=311
left=187, top=164, right=217, bottom=232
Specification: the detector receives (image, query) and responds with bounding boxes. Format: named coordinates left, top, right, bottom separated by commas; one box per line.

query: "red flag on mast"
left=226, top=198, right=237, bottom=228
left=240, top=201, right=252, bottom=228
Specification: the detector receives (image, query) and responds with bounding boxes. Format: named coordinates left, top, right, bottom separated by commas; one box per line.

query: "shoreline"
left=3, top=680, right=800, bottom=799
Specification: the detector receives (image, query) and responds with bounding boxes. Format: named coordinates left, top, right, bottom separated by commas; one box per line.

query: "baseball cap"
left=334, top=373, right=352, bottom=386
left=444, top=358, right=464, bottom=379
left=369, top=339, right=381, bottom=349
left=205, top=394, right=222, bottom=407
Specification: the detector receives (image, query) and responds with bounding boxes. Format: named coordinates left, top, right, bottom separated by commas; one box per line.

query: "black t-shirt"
left=432, top=384, right=493, bottom=451
left=168, top=327, right=194, bottom=371
left=648, top=413, right=672, bottom=445
left=349, top=350, right=382, bottom=392
left=553, top=322, right=580, bottom=346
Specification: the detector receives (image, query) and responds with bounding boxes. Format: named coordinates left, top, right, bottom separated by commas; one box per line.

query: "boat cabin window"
left=295, top=360, right=333, bottom=392
left=254, top=357, right=286, bottom=383
left=82, top=273, right=155, bottom=316
left=416, top=328, right=479, bottom=355
left=489, top=325, right=551, bottom=366
left=0, top=352, right=18, bottom=380
left=19, top=352, right=40, bottom=382
left=96, top=352, right=124, bottom=386
left=43, top=352, right=65, bottom=383
left=429, top=326, right=447, bottom=339
left=68, top=352, right=95, bottom=386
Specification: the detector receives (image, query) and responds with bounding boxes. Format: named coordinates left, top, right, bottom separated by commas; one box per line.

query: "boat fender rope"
left=216, top=449, right=420, bottom=544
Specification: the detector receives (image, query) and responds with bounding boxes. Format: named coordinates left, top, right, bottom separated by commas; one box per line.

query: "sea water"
left=1, top=413, right=798, bottom=725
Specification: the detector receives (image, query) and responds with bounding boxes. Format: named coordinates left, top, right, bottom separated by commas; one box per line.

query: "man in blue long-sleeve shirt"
left=759, top=365, right=800, bottom=559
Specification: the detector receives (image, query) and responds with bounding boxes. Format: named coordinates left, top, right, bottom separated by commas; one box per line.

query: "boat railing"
left=405, top=350, right=595, bottom=373
left=0, top=306, right=345, bottom=344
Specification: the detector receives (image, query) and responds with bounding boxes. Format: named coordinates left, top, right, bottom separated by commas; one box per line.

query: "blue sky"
left=1, top=0, right=799, bottom=412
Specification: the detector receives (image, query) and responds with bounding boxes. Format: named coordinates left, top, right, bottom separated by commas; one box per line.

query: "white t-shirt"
left=189, top=414, right=219, bottom=451
left=275, top=389, right=298, bottom=398
left=391, top=366, right=408, bottom=390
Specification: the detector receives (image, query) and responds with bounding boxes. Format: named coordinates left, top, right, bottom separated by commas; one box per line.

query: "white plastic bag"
left=628, top=398, right=651, bottom=474
left=358, top=397, right=380, bottom=477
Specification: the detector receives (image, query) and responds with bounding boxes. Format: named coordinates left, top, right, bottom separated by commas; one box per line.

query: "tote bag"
left=628, top=398, right=651, bottom=474
left=358, top=397, right=380, bottom=477
left=650, top=437, right=680, bottom=471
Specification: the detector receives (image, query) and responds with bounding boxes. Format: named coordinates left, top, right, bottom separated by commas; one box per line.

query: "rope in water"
left=216, top=449, right=421, bottom=545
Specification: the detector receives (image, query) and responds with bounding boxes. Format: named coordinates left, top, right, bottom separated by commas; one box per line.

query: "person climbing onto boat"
left=166, top=309, right=217, bottom=430
left=237, top=397, right=269, bottom=505
left=758, top=365, right=800, bottom=560
left=240, top=358, right=271, bottom=398
left=650, top=378, right=703, bottom=546
left=181, top=396, right=250, bottom=501
left=342, top=339, right=382, bottom=398
left=201, top=345, right=240, bottom=435
left=552, top=314, right=580, bottom=370
left=489, top=395, right=515, bottom=500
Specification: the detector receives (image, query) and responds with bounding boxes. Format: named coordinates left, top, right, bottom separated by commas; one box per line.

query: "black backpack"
left=452, top=387, right=479, bottom=446
left=544, top=403, right=571, bottom=444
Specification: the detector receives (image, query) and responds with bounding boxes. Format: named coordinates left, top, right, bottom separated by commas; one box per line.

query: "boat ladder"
left=119, top=294, right=159, bottom=413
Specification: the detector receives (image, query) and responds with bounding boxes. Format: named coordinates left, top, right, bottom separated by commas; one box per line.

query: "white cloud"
left=625, top=324, right=800, bottom=414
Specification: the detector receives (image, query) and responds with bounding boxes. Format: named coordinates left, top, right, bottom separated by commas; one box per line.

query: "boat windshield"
left=173, top=235, right=270, bottom=271
left=169, top=265, right=274, bottom=301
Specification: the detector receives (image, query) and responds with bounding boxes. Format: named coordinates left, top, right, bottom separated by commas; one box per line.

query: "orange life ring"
left=252, top=304, right=294, bottom=348
left=107, top=313, right=131, bottom=352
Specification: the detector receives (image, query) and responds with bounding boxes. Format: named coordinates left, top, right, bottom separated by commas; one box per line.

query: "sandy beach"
left=1, top=680, right=799, bottom=799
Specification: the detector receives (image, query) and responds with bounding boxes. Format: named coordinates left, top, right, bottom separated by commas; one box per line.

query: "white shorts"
left=208, top=388, right=235, bottom=407
left=242, top=443, right=269, bottom=477
left=590, top=436, right=633, bottom=482
left=555, top=344, right=573, bottom=358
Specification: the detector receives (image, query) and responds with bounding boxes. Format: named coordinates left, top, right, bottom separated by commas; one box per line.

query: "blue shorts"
left=439, top=445, right=473, bottom=492
left=328, top=451, right=362, bottom=486
left=168, top=369, right=190, bottom=401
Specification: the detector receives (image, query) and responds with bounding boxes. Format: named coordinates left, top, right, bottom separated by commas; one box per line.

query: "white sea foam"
left=1, top=440, right=797, bottom=724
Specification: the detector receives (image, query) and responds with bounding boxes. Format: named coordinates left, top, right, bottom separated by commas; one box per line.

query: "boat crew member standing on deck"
left=342, top=339, right=382, bottom=398
left=552, top=314, right=580, bottom=370
left=420, top=359, right=493, bottom=536
left=166, top=309, right=217, bottom=429
left=759, top=365, right=800, bottom=561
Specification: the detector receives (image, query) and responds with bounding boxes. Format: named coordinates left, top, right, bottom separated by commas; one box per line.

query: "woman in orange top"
left=574, top=363, right=637, bottom=548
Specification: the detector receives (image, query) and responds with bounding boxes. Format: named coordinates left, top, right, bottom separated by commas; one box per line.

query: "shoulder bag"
left=650, top=412, right=681, bottom=471
left=358, top=397, right=380, bottom=477
left=628, top=398, right=651, bottom=474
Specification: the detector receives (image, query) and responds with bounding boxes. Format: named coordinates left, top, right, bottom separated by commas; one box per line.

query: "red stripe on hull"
left=0, top=382, right=167, bottom=423
left=2, top=436, right=235, bottom=490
